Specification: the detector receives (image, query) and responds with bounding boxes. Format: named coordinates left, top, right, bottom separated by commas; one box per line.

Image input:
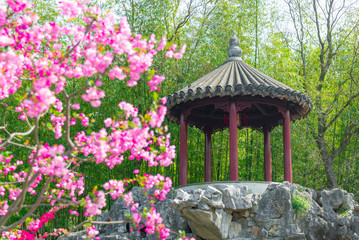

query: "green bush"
left=292, top=194, right=311, bottom=215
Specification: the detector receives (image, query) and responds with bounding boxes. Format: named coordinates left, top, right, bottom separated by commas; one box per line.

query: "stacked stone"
left=65, top=182, right=359, bottom=240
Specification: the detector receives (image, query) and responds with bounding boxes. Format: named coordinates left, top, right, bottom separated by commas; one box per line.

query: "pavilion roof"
left=166, top=34, right=312, bottom=127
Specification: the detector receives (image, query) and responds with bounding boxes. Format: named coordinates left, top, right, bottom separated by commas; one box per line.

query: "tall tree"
left=278, top=0, right=359, bottom=188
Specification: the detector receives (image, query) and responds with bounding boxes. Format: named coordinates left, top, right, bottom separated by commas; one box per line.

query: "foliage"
left=291, top=194, right=311, bottom=216
left=336, top=206, right=349, bottom=217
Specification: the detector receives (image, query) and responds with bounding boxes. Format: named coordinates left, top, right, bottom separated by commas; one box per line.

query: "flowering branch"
left=0, top=0, right=188, bottom=239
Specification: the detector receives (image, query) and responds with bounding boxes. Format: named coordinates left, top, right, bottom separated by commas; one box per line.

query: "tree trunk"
left=316, top=135, right=338, bottom=188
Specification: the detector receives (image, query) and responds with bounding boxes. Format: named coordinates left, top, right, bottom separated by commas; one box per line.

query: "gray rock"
left=255, top=183, right=292, bottom=223
left=228, top=222, right=242, bottom=238
left=354, top=205, right=359, bottom=217
left=352, top=216, right=359, bottom=233
left=321, top=188, right=344, bottom=212
left=63, top=230, right=86, bottom=240
left=172, top=189, right=193, bottom=210
left=217, top=185, right=252, bottom=211
left=200, top=186, right=225, bottom=209
left=182, top=208, right=232, bottom=240
left=64, top=183, right=359, bottom=240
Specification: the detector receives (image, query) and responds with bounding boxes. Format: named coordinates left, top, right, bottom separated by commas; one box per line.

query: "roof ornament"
left=227, top=31, right=242, bottom=61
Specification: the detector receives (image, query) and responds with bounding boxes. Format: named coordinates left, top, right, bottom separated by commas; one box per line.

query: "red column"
left=179, top=113, right=188, bottom=185
left=283, top=109, right=292, bottom=183
left=229, top=102, right=238, bottom=181
left=264, top=125, right=272, bottom=181
left=205, top=127, right=212, bottom=182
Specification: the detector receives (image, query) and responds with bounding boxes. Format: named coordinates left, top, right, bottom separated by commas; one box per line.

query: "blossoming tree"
left=0, top=0, right=187, bottom=239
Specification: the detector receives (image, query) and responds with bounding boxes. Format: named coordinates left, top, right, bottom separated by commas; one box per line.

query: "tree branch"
left=0, top=177, right=52, bottom=232
left=0, top=125, right=35, bottom=149
left=331, top=122, right=359, bottom=159
left=325, top=92, right=359, bottom=130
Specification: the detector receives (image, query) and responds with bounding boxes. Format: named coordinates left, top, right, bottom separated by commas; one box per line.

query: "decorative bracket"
left=237, top=103, right=252, bottom=112
left=277, top=106, right=287, bottom=118
left=215, top=102, right=252, bottom=113
left=215, top=103, right=229, bottom=112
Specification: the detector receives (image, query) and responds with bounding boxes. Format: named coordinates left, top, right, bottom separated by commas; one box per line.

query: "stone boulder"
left=64, top=183, right=359, bottom=240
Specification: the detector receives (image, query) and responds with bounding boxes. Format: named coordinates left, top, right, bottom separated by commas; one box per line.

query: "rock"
left=239, top=210, right=249, bottom=218
left=255, top=183, right=292, bottom=223
left=307, top=215, right=331, bottom=240
left=216, top=185, right=252, bottom=211
left=182, top=208, right=232, bottom=240
left=64, top=183, right=359, bottom=240
left=321, top=188, right=344, bottom=212
left=200, top=186, right=225, bottom=209
left=352, top=217, right=359, bottom=233
left=261, top=228, right=268, bottom=237
left=268, top=224, right=281, bottom=237
left=172, top=189, right=192, bottom=210
left=251, top=226, right=259, bottom=236
left=354, top=205, right=359, bottom=216
left=63, top=230, right=86, bottom=240
left=228, top=222, right=242, bottom=238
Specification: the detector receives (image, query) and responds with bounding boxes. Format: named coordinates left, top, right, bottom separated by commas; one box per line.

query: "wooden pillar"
left=283, top=109, right=292, bottom=183
left=264, top=125, right=272, bottom=181
left=179, top=112, right=188, bottom=185
left=229, top=102, right=238, bottom=181
left=204, top=127, right=212, bottom=182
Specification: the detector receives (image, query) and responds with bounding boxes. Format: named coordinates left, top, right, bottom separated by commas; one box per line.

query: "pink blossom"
left=132, top=213, right=141, bottom=226
left=50, top=115, right=65, bottom=139
left=145, top=209, right=170, bottom=239
left=118, top=101, right=138, bottom=119
left=123, top=192, right=133, bottom=207
left=157, top=36, right=167, bottom=51
left=9, top=188, right=21, bottom=200
left=82, top=87, right=105, bottom=107
left=84, top=191, right=106, bottom=217
left=23, top=88, right=56, bottom=118
left=55, top=99, right=63, bottom=112
left=148, top=75, right=165, bottom=91
left=69, top=210, right=79, bottom=216
left=6, top=0, right=31, bottom=13
left=59, top=0, right=86, bottom=18
left=148, top=106, right=167, bottom=128
left=27, top=219, right=42, bottom=232
left=78, top=113, right=89, bottom=126
left=71, top=103, right=80, bottom=110
left=0, top=201, right=9, bottom=216
left=87, top=226, right=99, bottom=237
left=103, top=180, right=125, bottom=199
left=0, top=35, right=15, bottom=47
left=0, top=187, right=5, bottom=197
left=174, top=44, right=186, bottom=59
left=104, top=118, right=112, bottom=127
left=160, top=97, right=167, bottom=105
left=70, top=118, right=76, bottom=125
left=108, top=66, right=127, bottom=80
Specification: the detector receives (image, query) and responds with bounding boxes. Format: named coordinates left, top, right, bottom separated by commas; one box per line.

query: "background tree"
left=274, top=0, right=359, bottom=189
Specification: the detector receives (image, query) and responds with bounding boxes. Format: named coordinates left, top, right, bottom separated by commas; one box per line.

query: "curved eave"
left=166, top=60, right=312, bottom=126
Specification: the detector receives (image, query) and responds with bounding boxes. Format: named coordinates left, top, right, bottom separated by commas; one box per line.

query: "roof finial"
left=227, top=31, right=242, bottom=61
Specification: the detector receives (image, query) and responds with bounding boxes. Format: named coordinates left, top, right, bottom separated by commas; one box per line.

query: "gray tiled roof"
left=166, top=34, right=312, bottom=127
